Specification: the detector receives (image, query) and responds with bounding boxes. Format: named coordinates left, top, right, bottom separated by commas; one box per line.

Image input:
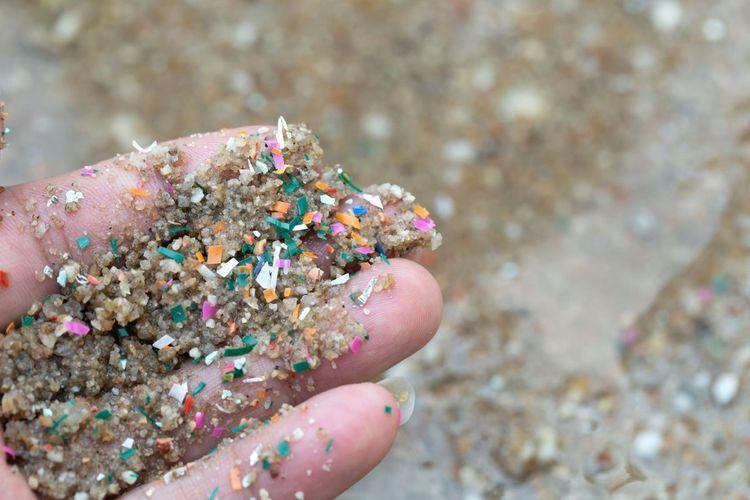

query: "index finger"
left=0, top=126, right=265, bottom=324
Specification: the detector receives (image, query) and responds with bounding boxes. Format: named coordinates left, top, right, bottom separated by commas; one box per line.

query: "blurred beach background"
left=3, top=0, right=750, bottom=497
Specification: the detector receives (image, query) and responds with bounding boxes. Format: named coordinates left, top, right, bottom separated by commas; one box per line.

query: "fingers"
left=125, top=383, right=399, bottom=500
left=0, top=126, right=267, bottom=324
left=174, top=258, right=440, bottom=460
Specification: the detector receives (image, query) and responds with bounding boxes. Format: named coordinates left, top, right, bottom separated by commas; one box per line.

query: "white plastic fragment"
left=65, top=190, right=84, bottom=204
left=320, top=194, right=336, bottom=206
left=122, top=437, right=134, bottom=449
left=204, top=350, right=220, bottom=366
left=357, top=276, right=378, bottom=306
left=361, top=193, right=384, bottom=210
left=43, top=265, right=54, bottom=278
left=132, top=139, right=157, bottom=154
left=198, top=264, right=216, bottom=280
left=217, top=258, right=239, bottom=278
left=56, top=269, right=67, bottom=287
left=121, top=470, right=139, bottom=485
left=190, top=188, right=205, bottom=203
left=255, top=262, right=273, bottom=289
left=299, top=307, right=310, bottom=321
left=293, top=224, right=308, bottom=231
left=330, top=274, right=350, bottom=286
left=153, top=334, right=175, bottom=350
left=276, top=115, right=289, bottom=148
left=168, top=382, right=189, bottom=404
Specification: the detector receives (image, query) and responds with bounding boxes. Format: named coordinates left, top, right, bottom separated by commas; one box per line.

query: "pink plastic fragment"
left=330, top=222, right=346, bottom=235
left=64, top=321, right=90, bottom=336
left=355, top=246, right=374, bottom=255
left=202, top=300, right=219, bottom=321
left=79, top=168, right=96, bottom=176
left=164, top=183, right=175, bottom=195
left=312, top=212, right=323, bottom=224
left=413, top=217, right=436, bottom=232
left=265, top=139, right=285, bottom=170
left=274, top=258, right=291, bottom=269
left=349, top=336, right=363, bottom=353
left=195, top=412, right=205, bottom=429
left=211, top=426, right=224, bottom=438
left=3, top=445, right=16, bottom=459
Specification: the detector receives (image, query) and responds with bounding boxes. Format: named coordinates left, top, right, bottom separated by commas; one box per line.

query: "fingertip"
left=347, top=258, right=443, bottom=356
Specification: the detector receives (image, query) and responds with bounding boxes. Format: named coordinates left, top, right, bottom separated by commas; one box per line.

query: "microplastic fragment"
left=157, top=247, right=185, bottom=263
left=132, top=139, right=157, bottom=153
left=361, top=194, right=384, bottom=209
left=168, top=383, right=188, bottom=404
left=202, top=300, right=219, bottom=321
left=216, top=258, right=239, bottom=277
left=75, top=234, right=90, bottom=250
left=64, top=321, right=91, bottom=336
left=413, top=217, right=436, bottom=232
left=153, top=334, right=175, bottom=350
left=349, top=336, right=364, bottom=353
left=330, top=274, right=350, bottom=285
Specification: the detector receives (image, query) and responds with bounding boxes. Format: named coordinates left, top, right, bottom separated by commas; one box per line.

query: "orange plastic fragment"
left=243, top=233, right=255, bottom=244
left=195, top=251, right=205, bottom=263
left=315, top=180, right=330, bottom=191
left=325, top=244, right=335, bottom=254
left=302, top=251, right=318, bottom=259
left=351, top=232, right=367, bottom=245
left=292, top=303, right=300, bottom=323
left=263, top=288, right=278, bottom=303
left=0, top=270, right=8, bottom=288
left=302, top=212, right=315, bottom=225
left=86, top=275, right=100, bottom=286
left=183, top=395, right=194, bottom=414
left=284, top=287, right=292, bottom=298
left=335, top=212, right=362, bottom=229
left=128, top=187, right=151, bottom=198
left=414, top=205, right=430, bottom=218
left=229, top=467, right=242, bottom=491
left=272, top=201, right=291, bottom=214
left=5, top=322, right=14, bottom=334
left=206, top=245, right=223, bottom=265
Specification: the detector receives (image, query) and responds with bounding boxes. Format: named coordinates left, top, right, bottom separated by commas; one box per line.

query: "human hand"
left=0, top=126, right=442, bottom=499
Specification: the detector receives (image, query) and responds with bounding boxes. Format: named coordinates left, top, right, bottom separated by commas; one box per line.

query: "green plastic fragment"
left=292, top=360, right=311, bottom=373
left=283, top=174, right=303, bottom=194
left=208, top=486, right=219, bottom=500
left=118, top=327, right=129, bottom=337
left=325, top=438, right=334, bottom=453
left=157, top=247, right=184, bottom=263
left=385, top=405, right=392, bottom=414
left=170, top=304, right=187, bottom=323
left=120, top=448, right=137, bottom=460
left=21, top=315, right=33, bottom=327
left=168, top=225, right=191, bottom=235
left=231, top=422, right=248, bottom=433
left=95, top=409, right=112, bottom=420
left=278, top=439, right=291, bottom=457
left=76, top=234, right=90, bottom=250
left=223, top=344, right=255, bottom=357
left=242, top=334, right=258, bottom=347
left=191, top=381, right=207, bottom=396
left=47, top=414, right=69, bottom=433
left=338, top=170, right=363, bottom=193
left=111, top=237, right=119, bottom=256
left=297, top=196, right=309, bottom=215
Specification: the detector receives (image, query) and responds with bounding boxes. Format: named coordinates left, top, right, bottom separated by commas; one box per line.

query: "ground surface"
left=2, top=0, right=750, bottom=497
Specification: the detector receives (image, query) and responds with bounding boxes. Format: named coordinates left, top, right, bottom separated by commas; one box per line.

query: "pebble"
left=632, top=429, right=663, bottom=459
left=712, top=373, right=739, bottom=406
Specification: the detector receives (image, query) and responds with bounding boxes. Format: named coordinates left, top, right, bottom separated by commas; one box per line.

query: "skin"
left=0, top=126, right=442, bottom=499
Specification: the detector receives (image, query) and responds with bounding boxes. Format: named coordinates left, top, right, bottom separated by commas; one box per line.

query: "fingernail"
left=377, top=376, right=415, bottom=426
